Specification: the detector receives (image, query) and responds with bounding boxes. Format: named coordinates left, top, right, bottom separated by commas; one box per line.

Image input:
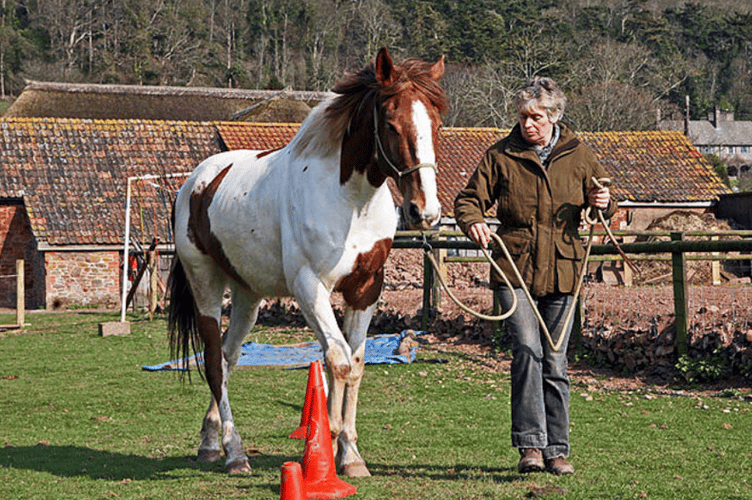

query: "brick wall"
left=0, top=202, right=44, bottom=309
left=45, top=251, right=121, bottom=309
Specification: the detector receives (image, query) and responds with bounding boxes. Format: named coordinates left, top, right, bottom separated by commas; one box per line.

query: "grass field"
left=1, top=311, right=751, bottom=499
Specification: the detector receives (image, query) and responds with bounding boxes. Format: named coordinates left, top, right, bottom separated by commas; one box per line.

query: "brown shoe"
left=518, top=448, right=544, bottom=473
left=545, top=455, right=574, bottom=475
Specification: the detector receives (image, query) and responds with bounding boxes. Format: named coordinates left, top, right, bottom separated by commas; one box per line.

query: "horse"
left=167, top=47, right=446, bottom=477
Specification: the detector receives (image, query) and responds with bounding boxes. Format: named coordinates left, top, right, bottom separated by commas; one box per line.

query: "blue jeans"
left=496, top=287, right=574, bottom=460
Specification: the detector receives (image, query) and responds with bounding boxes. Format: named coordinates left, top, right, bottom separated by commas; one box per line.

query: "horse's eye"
left=387, top=123, right=398, bottom=134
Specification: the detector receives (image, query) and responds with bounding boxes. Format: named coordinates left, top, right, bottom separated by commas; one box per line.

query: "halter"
left=373, top=105, right=438, bottom=179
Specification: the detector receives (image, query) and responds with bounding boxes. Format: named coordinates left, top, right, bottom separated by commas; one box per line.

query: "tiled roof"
left=216, top=121, right=298, bottom=150
left=0, top=118, right=220, bottom=246
left=660, top=119, right=752, bottom=146
left=579, top=130, right=731, bottom=204
left=0, top=118, right=731, bottom=247
left=436, top=128, right=506, bottom=215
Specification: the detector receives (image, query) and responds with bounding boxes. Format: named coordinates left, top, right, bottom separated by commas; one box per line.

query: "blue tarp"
left=142, top=331, right=420, bottom=371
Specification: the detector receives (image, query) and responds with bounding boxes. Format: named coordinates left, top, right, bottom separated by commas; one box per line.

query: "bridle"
left=373, top=105, right=438, bottom=180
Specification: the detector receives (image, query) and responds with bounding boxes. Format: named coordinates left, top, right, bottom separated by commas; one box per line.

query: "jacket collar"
left=506, top=122, right=581, bottom=162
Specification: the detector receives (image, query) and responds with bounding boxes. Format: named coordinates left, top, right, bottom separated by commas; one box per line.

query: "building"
left=660, top=107, right=752, bottom=178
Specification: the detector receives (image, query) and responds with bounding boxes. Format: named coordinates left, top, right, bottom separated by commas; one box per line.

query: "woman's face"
left=518, top=104, right=554, bottom=147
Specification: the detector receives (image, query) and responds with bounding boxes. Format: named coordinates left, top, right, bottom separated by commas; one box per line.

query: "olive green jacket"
left=454, top=123, right=617, bottom=296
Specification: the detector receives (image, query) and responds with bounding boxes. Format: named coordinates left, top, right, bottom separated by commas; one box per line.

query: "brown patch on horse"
left=256, top=147, right=282, bottom=159
left=335, top=238, right=393, bottom=310
left=196, top=314, right=223, bottom=403
left=340, top=103, right=377, bottom=185
left=188, top=164, right=252, bottom=291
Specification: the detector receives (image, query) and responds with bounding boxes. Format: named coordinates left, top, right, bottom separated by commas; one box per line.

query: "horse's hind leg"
left=197, top=286, right=260, bottom=474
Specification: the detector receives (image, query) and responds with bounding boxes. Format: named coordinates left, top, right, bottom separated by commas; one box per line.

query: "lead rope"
left=427, top=177, right=622, bottom=351
left=424, top=238, right=519, bottom=321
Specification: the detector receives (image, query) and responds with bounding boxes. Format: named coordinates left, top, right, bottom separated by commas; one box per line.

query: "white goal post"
left=120, top=172, right=191, bottom=322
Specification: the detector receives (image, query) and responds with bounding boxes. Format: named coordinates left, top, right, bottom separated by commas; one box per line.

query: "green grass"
left=1, top=311, right=751, bottom=499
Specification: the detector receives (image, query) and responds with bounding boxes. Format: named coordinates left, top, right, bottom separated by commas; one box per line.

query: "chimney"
left=714, top=106, right=721, bottom=128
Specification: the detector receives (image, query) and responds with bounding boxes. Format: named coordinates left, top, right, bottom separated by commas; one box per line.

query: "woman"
left=454, top=77, right=616, bottom=475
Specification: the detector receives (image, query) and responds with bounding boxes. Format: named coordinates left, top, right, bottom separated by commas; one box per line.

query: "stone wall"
left=44, top=251, right=121, bottom=309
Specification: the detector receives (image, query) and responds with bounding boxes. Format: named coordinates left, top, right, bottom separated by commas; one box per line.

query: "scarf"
left=534, top=124, right=560, bottom=167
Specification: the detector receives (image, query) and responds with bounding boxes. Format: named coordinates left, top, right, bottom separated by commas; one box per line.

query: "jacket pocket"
left=492, top=232, right=533, bottom=287
left=554, top=239, right=584, bottom=293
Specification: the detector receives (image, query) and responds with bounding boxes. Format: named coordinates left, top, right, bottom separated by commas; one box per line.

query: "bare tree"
left=442, top=63, right=517, bottom=128
left=301, top=0, right=347, bottom=90
left=565, top=39, right=660, bottom=130
left=346, top=0, right=400, bottom=67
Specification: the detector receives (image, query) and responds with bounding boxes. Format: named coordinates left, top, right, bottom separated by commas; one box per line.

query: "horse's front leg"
left=335, top=306, right=375, bottom=477
left=289, top=268, right=356, bottom=470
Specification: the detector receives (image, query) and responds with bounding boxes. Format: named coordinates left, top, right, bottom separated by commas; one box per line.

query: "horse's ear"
left=429, top=55, right=445, bottom=81
left=375, top=47, right=396, bottom=86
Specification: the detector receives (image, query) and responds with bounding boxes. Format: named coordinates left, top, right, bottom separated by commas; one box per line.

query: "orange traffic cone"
left=290, top=360, right=324, bottom=440
left=301, top=382, right=357, bottom=499
left=280, top=461, right=307, bottom=500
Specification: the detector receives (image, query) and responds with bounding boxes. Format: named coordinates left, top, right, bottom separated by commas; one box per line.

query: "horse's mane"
left=288, top=57, right=447, bottom=159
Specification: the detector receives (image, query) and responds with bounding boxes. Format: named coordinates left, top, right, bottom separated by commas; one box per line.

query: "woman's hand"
left=588, top=186, right=610, bottom=210
left=468, top=222, right=492, bottom=248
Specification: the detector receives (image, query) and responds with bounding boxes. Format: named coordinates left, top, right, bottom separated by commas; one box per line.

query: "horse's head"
left=372, top=48, right=446, bottom=230
left=331, top=47, right=447, bottom=231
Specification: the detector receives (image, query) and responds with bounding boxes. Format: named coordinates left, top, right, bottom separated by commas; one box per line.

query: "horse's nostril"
left=408, top=204, right=421, bottom=221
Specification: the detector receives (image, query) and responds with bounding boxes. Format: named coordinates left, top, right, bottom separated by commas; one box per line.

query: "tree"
left=0, top=0, right=33, bottom=97
left=343, top=0, right=400, bottom=67
left=442, top=62, right=516, bottom=128
left=565, top=39, right=659, bottom=131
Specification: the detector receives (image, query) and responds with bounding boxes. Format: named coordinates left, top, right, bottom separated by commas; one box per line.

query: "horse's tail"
left=167, top=254, right=204, bottom=379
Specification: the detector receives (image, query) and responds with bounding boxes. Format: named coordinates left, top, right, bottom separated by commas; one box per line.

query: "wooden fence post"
left=711, top=235, right=721, bottom=285
left=671, top=232, right=689, bottom=356
left=16, top=259, right=24, bottom=329
left=431, top=237, right=446, bottom=309
left=422, top=251, right=433, bottom=332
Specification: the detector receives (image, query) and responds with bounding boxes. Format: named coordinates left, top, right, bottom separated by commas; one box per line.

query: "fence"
left=393, top=229, right=752, bottom=357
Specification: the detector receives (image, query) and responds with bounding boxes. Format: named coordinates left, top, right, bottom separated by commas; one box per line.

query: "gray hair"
left=512, top=77, right=567, bottom=123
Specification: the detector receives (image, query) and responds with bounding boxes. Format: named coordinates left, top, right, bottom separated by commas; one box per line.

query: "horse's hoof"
left=340, top=462, right=371, bottom=477
left=197, top=449, right=221, bottom=463
left=226, top=459, right=252, bottom=475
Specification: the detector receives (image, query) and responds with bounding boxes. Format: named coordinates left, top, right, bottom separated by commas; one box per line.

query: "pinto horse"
left=167, top=47, right=446, bottom=477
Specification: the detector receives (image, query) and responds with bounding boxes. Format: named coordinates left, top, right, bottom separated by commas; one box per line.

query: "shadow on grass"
left=0, top=444, right=297, bottom=484
left=367, top=461, right=521, bottom=484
